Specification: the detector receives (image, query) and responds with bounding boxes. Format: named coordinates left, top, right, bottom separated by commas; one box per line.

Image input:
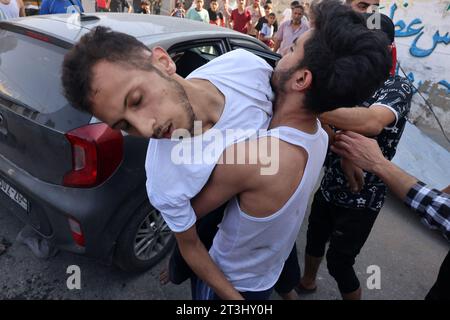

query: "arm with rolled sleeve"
left=320, top=77, right=413, bottom=137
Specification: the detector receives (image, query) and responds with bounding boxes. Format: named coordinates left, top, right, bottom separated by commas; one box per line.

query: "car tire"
left=114, top=200, right=175, bottom=273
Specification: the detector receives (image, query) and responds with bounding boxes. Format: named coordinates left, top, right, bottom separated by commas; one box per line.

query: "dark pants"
left=274, top=243, right=301, bottom=294
left=305, top=191, right=380, bottom=294
left=425, top=250, right=450, bottom=300
left=168, top=204, right=226, bottom=287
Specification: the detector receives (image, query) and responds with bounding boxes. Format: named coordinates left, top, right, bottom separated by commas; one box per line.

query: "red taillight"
left=25, top=31, right=50, bottom=43
left=63, top=123, right=123, bottom=188
left=68, top=216, right=85, bottom=247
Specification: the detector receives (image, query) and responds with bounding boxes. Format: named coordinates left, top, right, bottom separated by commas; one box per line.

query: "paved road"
left=0, top=191, right=448, bottom=300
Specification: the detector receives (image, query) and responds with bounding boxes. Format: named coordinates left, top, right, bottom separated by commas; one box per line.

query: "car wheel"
left=114, top=200, right=175, bottom=273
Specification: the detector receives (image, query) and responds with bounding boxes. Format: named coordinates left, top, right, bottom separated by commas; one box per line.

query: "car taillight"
left=68, top=216, right=85, bottom=247
left=63, top=123, right=123, bottom=188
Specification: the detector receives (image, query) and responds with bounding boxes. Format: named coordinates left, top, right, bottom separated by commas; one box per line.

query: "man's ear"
left=291, top=69, right=312, bottom=92
left=150, top=46, right=176, bottom=75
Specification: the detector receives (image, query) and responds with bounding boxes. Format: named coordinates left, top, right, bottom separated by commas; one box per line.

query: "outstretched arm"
left=175, top=226, right=243, bottom=300
left=331, top=131, right=450, bottom=240
left=320, top=105, right=396, bottom=137
left=331, top=130, right=417, bottom=199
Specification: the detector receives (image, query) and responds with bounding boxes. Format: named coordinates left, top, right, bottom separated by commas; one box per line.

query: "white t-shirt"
left=261, top=23, right=274, bottom=39
left=145, top=49, right=273, bottom=233
left=0, top=0, right=19, bottom=19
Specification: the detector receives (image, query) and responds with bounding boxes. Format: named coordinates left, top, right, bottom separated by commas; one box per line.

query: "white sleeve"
left=148, top=193, right=197, bottom=233
left=369, top=103, right=399, bottom=129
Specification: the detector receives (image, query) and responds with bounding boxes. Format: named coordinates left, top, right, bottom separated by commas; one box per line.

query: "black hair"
left=268, top=12, right=276, bottom=18
left=62, top=26, right=157, bottom=113
left=292, top=4, right=304, bottom=11
left=299, top=0, right=391, bottom=113
left=290, top=1, right=300, bottom=7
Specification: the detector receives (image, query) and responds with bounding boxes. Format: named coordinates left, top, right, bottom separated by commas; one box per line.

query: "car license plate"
left=0, top=177, right=29, bottom=212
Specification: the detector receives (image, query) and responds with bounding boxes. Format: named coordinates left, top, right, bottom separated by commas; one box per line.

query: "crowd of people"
left=1, top=0, right=447, bottom=301
left=170, top=0, right=311, bottom=53
left=60, top=0, right=449, bottom=301
left=0, top=0, right=163, bottom=18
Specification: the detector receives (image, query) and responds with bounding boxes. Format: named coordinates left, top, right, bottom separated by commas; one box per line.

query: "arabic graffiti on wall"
left=381, top=0, right=450, bottom=132
left=390, top=3, right=450, bottom=58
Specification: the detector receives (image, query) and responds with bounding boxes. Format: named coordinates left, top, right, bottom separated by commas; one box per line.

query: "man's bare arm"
left=273, top=38, right=281, bottom=54
left=175, top=143, right=258, bottom=300
left=192, top=143, right=258, bottom=219
left=175, top=226, right=243, bottom=300
left=320, top=105, right=396, bottom=137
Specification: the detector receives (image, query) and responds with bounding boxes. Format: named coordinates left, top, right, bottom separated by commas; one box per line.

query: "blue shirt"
left=39, top=0, right=84, bottom=14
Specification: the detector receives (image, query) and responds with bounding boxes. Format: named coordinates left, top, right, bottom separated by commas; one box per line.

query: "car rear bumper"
left=0, top=137, right=148, bottom=260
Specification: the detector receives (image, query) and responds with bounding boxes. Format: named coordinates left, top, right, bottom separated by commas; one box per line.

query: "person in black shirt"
left=331, top=131, right=449, bottom=300
left=255, top=3, right=278, bottom=39
left=208, top=0, right=224, bottom=26
left=298, top=14, right=413, bottom=300
left=110, top=0, right=131, bottom=12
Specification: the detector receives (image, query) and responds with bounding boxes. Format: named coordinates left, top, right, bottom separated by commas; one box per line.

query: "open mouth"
left=162, top=123, right=173, bottom=139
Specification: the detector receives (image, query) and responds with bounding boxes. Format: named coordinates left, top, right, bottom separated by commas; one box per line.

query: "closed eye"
left=133, top=95, right=142, bottom=107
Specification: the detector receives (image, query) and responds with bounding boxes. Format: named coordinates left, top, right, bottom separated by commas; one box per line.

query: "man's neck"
left=269, top=94, right=318, bottom=134
left=177, top=76, right=225, bottom=134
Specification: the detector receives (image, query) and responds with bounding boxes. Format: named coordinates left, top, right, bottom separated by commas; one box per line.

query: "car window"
left=0, top=29, right=68, bottom=115
left=0, top=29, right=91, bottom=131
left=229, top=38, right=280, bottom=68
left=169, top=43, right=223, bottom=78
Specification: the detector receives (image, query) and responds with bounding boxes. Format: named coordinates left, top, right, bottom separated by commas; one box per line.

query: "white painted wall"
left=380, top=0, right=450, bottom=138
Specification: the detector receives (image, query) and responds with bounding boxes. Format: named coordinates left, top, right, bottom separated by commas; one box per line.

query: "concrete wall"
left=380, top=0, right=450, bottom=141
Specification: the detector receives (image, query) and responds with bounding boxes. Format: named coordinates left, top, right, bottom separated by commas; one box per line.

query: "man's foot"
left=295, top=279, right=317, bottom=294
left=279, top=289, right=299, bottom=300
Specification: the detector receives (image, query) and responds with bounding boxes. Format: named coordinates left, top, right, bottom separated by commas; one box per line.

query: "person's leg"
left=425, top=250, right=450, bottom=300
left=162, top=203, right=227, bottom=285
left=274, top=243, right=300, bottom=300
left=326, top=206, right=379, bottom=300
left=301, top=191, right=335, bottom=290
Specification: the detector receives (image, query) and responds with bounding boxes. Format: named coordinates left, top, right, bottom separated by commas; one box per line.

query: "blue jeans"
left=192, top=276, right=273, bottom=300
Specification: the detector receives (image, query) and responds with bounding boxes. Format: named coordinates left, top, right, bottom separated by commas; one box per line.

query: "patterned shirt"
left=405, top=181, right=450, bottom=242
left=321, top=75, right=412, bottom=211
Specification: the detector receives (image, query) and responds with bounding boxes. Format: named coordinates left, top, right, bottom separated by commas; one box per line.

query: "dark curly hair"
left=62, top=26, right=157, bottom=113
left=299, top=0, right=391, bottom=113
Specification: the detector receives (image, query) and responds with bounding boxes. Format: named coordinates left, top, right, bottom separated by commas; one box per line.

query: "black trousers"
left=305, top=190, right=380, bottom=294
left=274, top=243, right=301, bottom=294
left=426, top=250, right=450, bottom=300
